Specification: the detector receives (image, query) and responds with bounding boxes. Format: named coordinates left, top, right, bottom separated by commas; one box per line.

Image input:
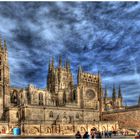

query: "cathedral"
left=0, top=37, right=125, bottom=136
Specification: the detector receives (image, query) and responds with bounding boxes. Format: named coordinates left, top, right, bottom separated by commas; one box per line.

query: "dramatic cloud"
left=0, top=2, right=140, bottom=105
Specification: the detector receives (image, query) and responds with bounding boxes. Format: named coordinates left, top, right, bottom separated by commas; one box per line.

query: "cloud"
left=0, top=2, right=140, bottom=105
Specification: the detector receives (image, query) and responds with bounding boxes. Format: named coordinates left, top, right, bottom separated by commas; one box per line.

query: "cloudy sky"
left=0, top=2, right=140, bottom=105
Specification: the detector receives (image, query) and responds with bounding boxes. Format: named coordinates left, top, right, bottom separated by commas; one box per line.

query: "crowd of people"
left=75, top=130, right=116, bottom=139
left=75, top=129, right=140, bottom=139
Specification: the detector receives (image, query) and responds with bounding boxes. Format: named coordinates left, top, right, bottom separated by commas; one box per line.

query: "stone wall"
left=102, top=107, right=140, bottom=129
left=24, top=106, right=100, bottom=123
left=21, top=121, right=118, bottom=136
left=0, top=122, right=8, bottom=133
left=0, top=98, right=3, bottom=119
left=0, top=119, right=118, bottom=136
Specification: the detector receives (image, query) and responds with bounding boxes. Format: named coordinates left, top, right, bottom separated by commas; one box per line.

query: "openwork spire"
left=77, top=66, right=82, bottom=85
left=65, top=59, right=68, bottom=68
left=51, top=56, right=54, bottom=69
left=4, top=39, right=7, bottom=49
left=104, top=86, right=108, bottom=98
left=112, top=84, right=116, bottom=99
left=59, top=55, right=62, bottom=67
left=138, top=96, right=140, bottom=106
left=0, top=35, right=2, bottom=49
left=48, top=57, right=51, bottom=70
left=78, top=65, right=82, bottom=74
left=118, top=85, right=122, bottom=98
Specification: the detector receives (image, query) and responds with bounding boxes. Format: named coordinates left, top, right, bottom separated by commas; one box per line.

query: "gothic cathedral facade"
left=0, top=37, right=123, bottom=135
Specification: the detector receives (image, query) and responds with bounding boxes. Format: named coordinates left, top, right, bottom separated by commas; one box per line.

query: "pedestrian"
left=108, top=131, right=112, bottom=138
left=96, top=131, right=102, bottom=139
left=104, top=131, right=108, bottom=138
left=105, top=131, right=108, bottom=138
left=83, top=131, right=90, bottom=139
left=90, top=130, right=94, bottom=139
left=1, top=128, right=6, bottom=134
left=101, top=131, right=104, bottom=136
left=75, top=131, right=82, bottom=139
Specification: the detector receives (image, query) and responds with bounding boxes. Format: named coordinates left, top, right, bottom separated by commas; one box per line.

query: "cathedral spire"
left=118, top=85, right=122, bottom=98
left=47, top=58, right=51, bottom=90
left=78, top=65, right=82, bottom=74
left=59, top=55, right=62, bottom=67
left=65, top=59, right=68, bottom=69
left=104, top=86, right=108, bottom=111
left=112, top=84, right=116, bottom=108
left=4, top=39, right=7, bottom=50
left=112, top=84, right=116, bottom=99
left=77, top=66, right=82, bottom=85
left=98, top=71, right=101, bottom=84
left=48, top=57, right=51, bottom=70
left=67, top=60, right=71, bottom=72
left=104, top=86, right=108, bottom=98
left=65, top=59, right=71, bottom=72
left=0, top=35, right=2, bottom=50
left=51, top=56, right=54, bottom=70
left=138, top=96, right=140, bottom=106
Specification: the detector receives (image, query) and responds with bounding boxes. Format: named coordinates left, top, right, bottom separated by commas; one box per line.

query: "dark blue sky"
left=0, top=2, right=140, bottom=106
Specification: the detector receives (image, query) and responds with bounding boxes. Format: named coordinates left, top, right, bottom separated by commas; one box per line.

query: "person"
left=75, top=131, right=82, bottom=139
left=101, top=131, right=104, bottom=136
left=90, top=130, right=94, bottom=139
left=104, top=131, right=108, bottom=138
left=108, top=131, right=112, bottom=138
left=83, top=131, right=90, bottom=139
left=96, top=131, right=102, bottom=139
left=1, top=128, right=6, bottom=134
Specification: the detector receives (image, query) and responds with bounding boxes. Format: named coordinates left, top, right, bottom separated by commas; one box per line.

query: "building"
left=0, top=37, right=125, bottom=136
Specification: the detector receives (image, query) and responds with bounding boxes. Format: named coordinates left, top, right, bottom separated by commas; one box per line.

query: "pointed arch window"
left=49, top=111, right=53, bottom=118
left=0, top=57, right=1, bottom=65
left=39, top=93, right=43, bottom=105
left=73, top=89, right=77, bottom=101
left=11, top=90, right=18, bottom=105
left=76, top=113, right=79, bottom=119
left=0, top=70, right=1, bottom=81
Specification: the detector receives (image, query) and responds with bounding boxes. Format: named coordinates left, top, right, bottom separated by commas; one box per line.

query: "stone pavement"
left=103, top=135, right=134, bottom=139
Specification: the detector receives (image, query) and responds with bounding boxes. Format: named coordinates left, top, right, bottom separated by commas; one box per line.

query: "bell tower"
left=0, top=37, right=10, bottom=119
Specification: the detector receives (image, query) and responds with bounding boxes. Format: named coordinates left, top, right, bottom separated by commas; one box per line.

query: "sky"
left=0, top=2, right=140, bottom=106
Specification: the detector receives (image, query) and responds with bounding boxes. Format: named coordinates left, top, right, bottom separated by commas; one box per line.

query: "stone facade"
left=0, top=37, right=131, bottom=136
left=102, top=106, right=140, bottom=130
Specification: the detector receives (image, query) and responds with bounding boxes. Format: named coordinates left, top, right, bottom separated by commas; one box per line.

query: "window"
left=11, top=91, right=18, bottom=104
left=76, top=113, right=79, bottom=119
left=0, top=57, right=1, bottom=65
left=16, top=112, right=19, bottom=118
left=0, top=70, right=1, bottom=81
left=73, top=90, right=76, bottom=101
left=39, top=93, right=43, bottom=105
left=49, top=111, right=53, bottom=118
